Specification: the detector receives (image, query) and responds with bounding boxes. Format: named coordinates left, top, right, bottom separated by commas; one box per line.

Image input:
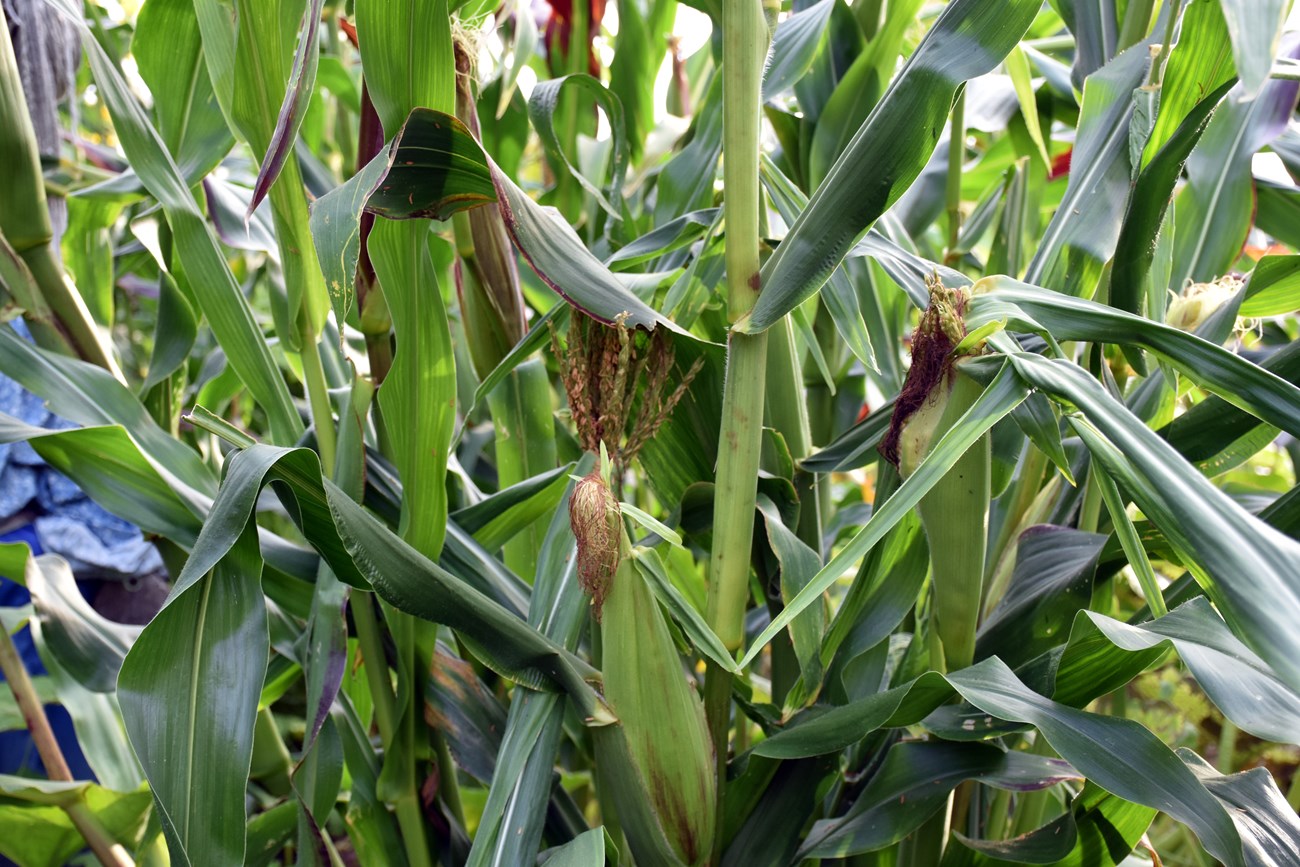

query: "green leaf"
left=946, top=784, right=1156, bottom=867
left=742, top=0, right=1039, bottom=332
left=761, top=156, right=876, bottom=370
left=43, top=0, right=303, bottom=444
left=1008, top=352, right=1300, bottom=696
left=118, top=522, right=267, bottom=867
left=355, top=0, right=454, bottom=134
left=1077, top=599, right=1300, bottom=745
left=1110, top=78, right=1235, bottom=315
left=528, top=74, right=629, bottom=219
left=969, top=278, right=1300, bottom=440
left=798, top=741, right=1079, bottom=858
left=369, top=218, right=457, bottom=560
left=1140, top=0, right=1235, bottom=169
left=761, top=0, right=835, bottom=100
left=539, top=827, right=606, bottom=866
left=130, top=0, right=234, bottom=186
left=22, top=553, right=139, bottom=693
left=451, top=464, right=574, bottom=552
left=1025, top=40, right=1149, bottom=293
left=977, top=526, right=1104, bottom=670
left=741, top=363, right=1028, bottom=668
left=1239, top=255, right=1300, bottom=317
left=0, top=777, right=153, bottom=867
left=632, top=547, right=736, bottom=673
left=1172, top=61, right=1300, bottom=288
left=1219, top=0, right=1289, bottom=97
left=365, top=110, right=498, bottom=221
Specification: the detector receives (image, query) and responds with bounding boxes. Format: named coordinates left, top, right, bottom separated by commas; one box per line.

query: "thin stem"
left=944, top=90, right=966, bottom=265
left=1145, top=0, right=1185, bottom=87
left=1, top=624, right=134, bottom=867
left=350, top=596, right=432, bottom=867
left=351, top=595, right=395, bottom=744
left=300, top=318, right=338, bottom=472
left=1093, top=463, right=1168, bottom=618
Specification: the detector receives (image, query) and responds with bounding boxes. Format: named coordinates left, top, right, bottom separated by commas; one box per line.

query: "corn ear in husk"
left=882, top=281, right=990, bottom=672
left=572, top=471, right=716, bottom=865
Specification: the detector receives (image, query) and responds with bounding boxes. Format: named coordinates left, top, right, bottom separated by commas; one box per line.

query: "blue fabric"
left=0, top=526, right=94, bottom=783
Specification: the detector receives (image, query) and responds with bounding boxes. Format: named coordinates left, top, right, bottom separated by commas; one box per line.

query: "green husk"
left=885, top=281, right=989, bottom=672
left=572, top=471, right=716, bottom=864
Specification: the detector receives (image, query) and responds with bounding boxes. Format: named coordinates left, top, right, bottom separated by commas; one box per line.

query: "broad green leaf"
left=43, top=0, right=303, bottom=444
left=743, top=0, right=1039, bottom=332
left=1025, top=39, right=1149, bottom=293
left=761, top=156, right=876, bottom=370
left=1239, top=255, right=1300, bottom=317
left=1219, top=0, right=1289, bottom=96
left=969, top=278, right=1300, bottom=440
left=1172, top=56, right=1300, bottom=288
left=468, top=463, right=592, bottom=867
left=977, top=525, right=1104, bottom=669
left=425, top=644, right=507, bottom=784
left=797, top=741, right=1079, bottom=858
left=539, top=828, right=607, bottom=866
left=118, top=523, right=267, bottom=867
left=355, top=0, right=454, bottom=134
left=365, top=110, right=498, bottom=221
left=761, top=0, right=835, bottom=100
left=607, top=208, right=718, bottom=270
left=758, top=656, right=1257, bottom=864
left=945, top=784, right=1156, bottom=867
left=1008, top=353, right=1300, bottom=695
left=0, top=776, right=153, bottom=867
left=369, top=218, right=456, bottom=560
left=806, top=0, right=923, bottom=189
left=1076, top=599, right=1300, bottom=745
left=450, top=464, right=574, bottom=552
left=132, top=0, right=234, bottom=184
left=1110, top=78, right=1235, bottom=315
left=741, top=363, right=1028, bottom=668
left=21, top=553, right=139, bottom=693
left=1140, top=0, right=1235, bottom=168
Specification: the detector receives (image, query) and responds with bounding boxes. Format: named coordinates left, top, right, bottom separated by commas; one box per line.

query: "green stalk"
left=0, top=622, right=134, bottom=867
left=705, top=0, right=770, bottom=851
left=1145, top=0, right=1185, bottom=87
left=300, top=316, right=338, bottom=472
left=0, top=9, right=118, bottom=374
left=351, top=597, right=432, bottom=867
left=944, top=90, right=966, bottom=265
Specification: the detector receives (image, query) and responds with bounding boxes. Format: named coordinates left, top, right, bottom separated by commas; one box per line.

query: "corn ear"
left=884, top=281, right=989, bottom=672
left=572, top=472, right=716, bottom=865
left=906, top=363, right=989, bottom=672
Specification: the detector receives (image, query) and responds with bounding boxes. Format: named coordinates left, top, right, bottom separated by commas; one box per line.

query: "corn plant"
left=3, top=0, right=1300, bottom=864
